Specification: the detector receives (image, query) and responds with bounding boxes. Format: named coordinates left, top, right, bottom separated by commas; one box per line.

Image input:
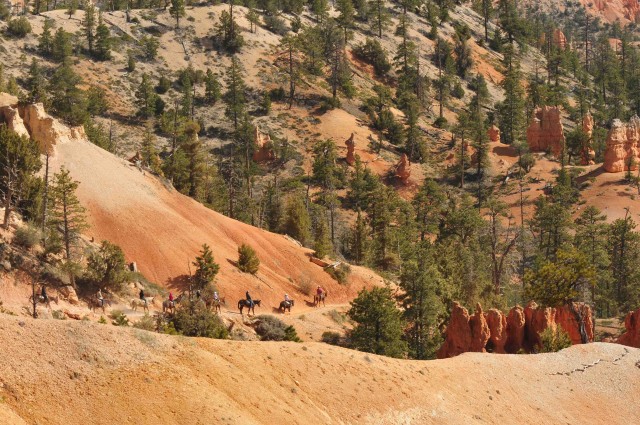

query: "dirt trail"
left=0, top=314, right=638, bottom=425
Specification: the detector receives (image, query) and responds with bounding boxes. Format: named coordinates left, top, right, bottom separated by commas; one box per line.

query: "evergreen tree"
left=48, top=59, right=88, bottom=125
left=368, top=0, right=390, bottom=38
left=336, top=0, right=355, bottom=44
left=349, top=286, right=407, bottom=358
left=283, top=194, right=311, bottom=246
left=399, top=245, right=445, bottom=359
left=135, top=73, right=158, bottom=119
left=38, top=19, right=54, bottom=57
left=94, top=14, right=112, bottom=60
left=223, top=56, right=247, bottom=132
left=0, top=125, right=42, bottom=230
left=141, top=122, right=164, bottom=176
left=204, top=68, right=221, bottom=105
left=238, top=243, right=260, bottom=274
left=215, top=4, right=244, bottom=53
left=192, top=243, right=220, bottom=290
left=83, top=2, right=96, bottom=54
left=25, top=58, right=47, bottom=104
left=52, top=28, right=72, bottom=62
left=496, top=46, right=526, bottom=145
left=48, top=167, right=88, bottom=286
left=170, top=0, right=185, bottom=29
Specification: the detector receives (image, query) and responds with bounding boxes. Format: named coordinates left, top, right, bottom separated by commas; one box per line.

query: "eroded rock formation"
left=603, top=116, right=640, bottom=173
left=252, top=127, right=275, bottom=162
left=487, top=125, right=500, bottom=143
left=437, top=301, right=595, bottom=358
left=617, top=308, right=640, bottom=348
left=526, top=106, right=565, bottom=157
left=0, top=97, right=86, bottom=155
left=345, top=132, right=356, bottom=166
left=581, top=112, right=596, bottom=165
left=393, top=154, right=411, bottom=184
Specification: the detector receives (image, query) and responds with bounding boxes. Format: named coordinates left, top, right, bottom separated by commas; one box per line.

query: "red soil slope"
left=49, top=136, right=383, bottom=308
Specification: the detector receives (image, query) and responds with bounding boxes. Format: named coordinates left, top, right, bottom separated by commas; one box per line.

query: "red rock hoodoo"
left=345, top=132, right=356, bottom=166
left=553, top=29, right=567, bottom=50
left=437, top=301, right=595, bottom=359
left=487, top=125, right=500, bottom=143
left=603, top=115, right=640, bottom=173
left=252, top=126, right=275, bottom=162
left=617, top=308, right=640, bottom=348
left=394, top=154, right=411, bottom=184
left=581, top=112, right=596, bottom=165
left=526, top=106, right=565, bottom=157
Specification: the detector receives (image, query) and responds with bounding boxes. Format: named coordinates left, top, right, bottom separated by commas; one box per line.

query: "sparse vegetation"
left=237, top=243, right=260, bottom=274
left=254, top=315, right=302, bottom=342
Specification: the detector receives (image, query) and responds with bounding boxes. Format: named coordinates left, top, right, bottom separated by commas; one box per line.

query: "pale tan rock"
left=0, top=106, right=29, bottom=138
left=252, top=126, right=275, bottom=162
left=18, top=103, right=86, bottom=155
left=603, top=115, right=640, bottom=172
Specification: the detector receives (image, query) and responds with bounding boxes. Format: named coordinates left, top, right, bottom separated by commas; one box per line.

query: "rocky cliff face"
left=0, top=98, right=86, bottom=155
left=617, top=308, right=640, bottom=348
left=526, top=106, right=565, bottom=157
left=437, top=301, right=594, bottom=359
left=603, top=116, right=640, bottom=173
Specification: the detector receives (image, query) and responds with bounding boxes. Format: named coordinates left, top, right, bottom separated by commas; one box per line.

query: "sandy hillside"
left=48, top=134, right=383, bottom=309
left=0, top=314, right=638, bottom=425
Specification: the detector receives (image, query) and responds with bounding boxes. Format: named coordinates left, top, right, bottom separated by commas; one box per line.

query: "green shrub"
left=6, top=17, right=32, bottom=38
left=13, top=224, right=42, bottom=249
left=451, top=81, right=465, bottom=99
left=133, top=313, right=156, bottom=331
left=538, top=327, right=572, bottom=353
left=238, top=243, right=260, bottom=274
left=156, top=75, right=171, bottom=94
left=110, top=310, right=130, bottom=326
left=325, top=263, right=351, bottom=284
left=52, top=310, right=66, bottom=320
left=353, top=38, right=391, bottom=77
left=254, top=315, right=301, bottom=342
left=433, top=116, right=448, bottom=129
left=171, top=300, right=228, bottom=338
left=264, top=15, right=288, bottom=35
left=85, top=241, right=129, bottom=292
left=321, top=331, right=344, bottom=346
left=98, top=315, right=107, bottom=324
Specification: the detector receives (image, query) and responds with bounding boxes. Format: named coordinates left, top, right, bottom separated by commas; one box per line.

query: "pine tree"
left=141, top=122, right=163, bottom=176
left=170, top=0, right=185, bottom=29
left=52, top=27, right=72, bottom=62
left=238, top=243, right=260, bottom=274
left=399, top=246, right=445, bottom=359
left=204, top=68, right=221, bottom=105
left=223, top=56, right=247, bottom=132
left=215, top=4, right=244, bottom=53
left=38, top=19, right=54, bottom=57
left=368, top=0, right=390, bottom=38
left=0, top=125, right=42, bottom=229
left=94, top=14, right=112, bottom=61
left=349, top=286, right=407, bottom=358
left=48, top=167, right=88, bottom=287
left=135, top=73, right=157, bottom=119
left=313, top=210, right=333, bottom=258
left=83, top=2, right=96, bottom=54
left=192, top=243, right=220, bottom=290
left=283, top=194, right=311, bottom=246
left=48, top=59, right=88, bottom=126
left=25, top=58, right=46, bottom=104
left=496, top=45, right=526, bottom=145
left=336, top=0, right=355, bottom=44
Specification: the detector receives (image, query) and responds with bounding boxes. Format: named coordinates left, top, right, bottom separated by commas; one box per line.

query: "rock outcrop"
left=252, top=127, right=275, bottom=162
left=0, top=105, right=29, bottom=138
left=437, top=301, right=595, bottom=358
left=581, top=112, right=596, bottom=165
left=617, top=308, right=640, bottom=348
left=393, top=154, right=411, bottom=184
left=603, top=116, right=640, bottom=173
left=487, top=125, right=500, bottom=143
left=526, top=106, right=565, bottom=157
left=345, top=132, right=356, bottom=166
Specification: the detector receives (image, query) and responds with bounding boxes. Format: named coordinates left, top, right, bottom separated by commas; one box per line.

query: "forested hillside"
left=1, top=0, right=640, bottom=360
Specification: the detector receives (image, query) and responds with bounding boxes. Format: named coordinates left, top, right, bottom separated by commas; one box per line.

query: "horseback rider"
left=97, top=289, right=104, bottom=307
left=168, top=291, right=174, bottom=307
left=213, top=291, right=219, bottom=302
left=139, top=288, right=146, bottom=305
left=246, top=290, right=253, bottom=308
left=196, top=289, right=201, bottom=299
left=284, top=293, right=291, bottom=306
left=316, top=286, right=324, bottom=297
left=40, top=285, right=48, bottom=303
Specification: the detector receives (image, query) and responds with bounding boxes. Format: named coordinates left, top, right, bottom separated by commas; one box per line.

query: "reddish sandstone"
left=526, top=106, right=565, bottom=157
left=617, top=308, right=640, bottom=348
left=345, top=132, right=356, bottom=166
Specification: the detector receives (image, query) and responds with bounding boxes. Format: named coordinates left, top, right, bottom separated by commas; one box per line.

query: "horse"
left=131, top=297, right=153, bottom=313
left=313, top=291, right=327, bottom=307
left=29, top=294, right=59, bottom=310
left=279, top=299, right=294, bottom=314
left=206, top=297, right=226, bottom=314
left=162, top=299, right=176, bottom=314
left=238, top=299, right=261, bottom=315
left=88, top=298, right=112, bottom=314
